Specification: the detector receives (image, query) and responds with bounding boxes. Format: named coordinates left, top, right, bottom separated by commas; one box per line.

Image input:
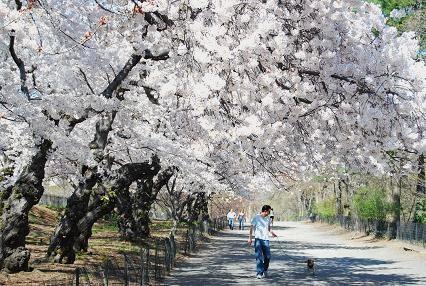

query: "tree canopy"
left=0, top=0, right=424, bottom=194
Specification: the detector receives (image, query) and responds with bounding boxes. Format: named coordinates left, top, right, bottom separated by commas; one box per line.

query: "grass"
left=0, top=205, right=195, bottom=285
left=43, top=204, right=65, bottom=213
left=92, top=220, right=119, bottom=234
left=150, top=219, right=188, bottom=231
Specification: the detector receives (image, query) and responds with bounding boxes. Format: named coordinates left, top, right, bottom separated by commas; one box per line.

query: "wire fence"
left=314, top=215, right=425, bottom=247
left=397, top=221, right=425, bottom=248
left=38, top=193, right=68, bottom=208
left=12, top=217, right=226, bottom=286
left=74, top=218, right=226, bottom=286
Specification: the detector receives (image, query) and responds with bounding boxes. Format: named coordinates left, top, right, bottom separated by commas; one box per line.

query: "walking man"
left=248, top=205, right=277, bottom=279
left=226, top=208, right=237, bottom=230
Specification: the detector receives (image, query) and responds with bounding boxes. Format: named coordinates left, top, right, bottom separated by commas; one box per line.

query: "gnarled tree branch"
left=9, top=30, right=30, bottom=100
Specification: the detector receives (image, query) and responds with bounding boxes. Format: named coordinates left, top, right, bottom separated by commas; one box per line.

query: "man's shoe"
left=256, top=274, right=262, bottom=279
left=262, top=271, right=267, bottom=278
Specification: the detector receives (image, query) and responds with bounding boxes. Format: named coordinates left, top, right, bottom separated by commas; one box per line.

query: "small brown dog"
left=305, top=258, right=316, bottom=275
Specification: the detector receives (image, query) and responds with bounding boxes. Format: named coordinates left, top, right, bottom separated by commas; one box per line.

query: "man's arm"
left=248, top=225, right=253, bottom=245
left=269, top=221, right=277, bottom=237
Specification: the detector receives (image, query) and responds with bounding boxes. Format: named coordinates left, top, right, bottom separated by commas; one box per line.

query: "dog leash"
left=272, top=236, right=294, bottom=260
left=273, top=236, right=315, bottom=264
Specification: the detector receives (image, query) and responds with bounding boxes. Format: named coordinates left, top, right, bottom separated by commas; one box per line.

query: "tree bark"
left=187, top=192, right=208, bottom=224
left=390, top=191, right=401, bottom=239
left=336, top=180, right=344, bottom=216
left=416, top=154, right=425, bottom=195
left=129, top=166, right=176, bottom=238
left=73, top=188, right=118, bottom=253
left=0, top=139, right=51, bottom=273
left=46, top=168, right=99, bottom=263
left=388, top=157, right=403, bottom=238
left=47, top=158, right=160, bottom=263
left=198, top=192, right=210, bottom=221
left=414, top=153, right=425, bottom=223
left=115, top=184, right=137, bottom=240
left=47, top=98, right=117, bottom=263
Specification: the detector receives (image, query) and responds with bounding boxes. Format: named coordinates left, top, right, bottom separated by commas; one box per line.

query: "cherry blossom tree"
left=0, top=0, right=425, bottom=272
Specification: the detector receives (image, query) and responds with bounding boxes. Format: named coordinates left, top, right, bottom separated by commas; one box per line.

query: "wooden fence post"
left=123, top=253, right=129, bottom=286
left=164, top=237, right=171, bottom=274
left=140, top=248, right=144, bottom=286
left=156, top=240, right=161, bottom=279
left=170, top=234, right=176, bottom=268
left=185, top=228, right=189, bottom=254
left=75, top=267, right=80, bottom=286
left=100, top=262, right=108, bottom=286
left=143, top=245, right=150, bottom=284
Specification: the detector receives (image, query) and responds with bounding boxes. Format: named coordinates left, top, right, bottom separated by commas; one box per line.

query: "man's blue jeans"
left=254, top=238, right=270, bottom=275
left=228, top=219, right=234, bottom=230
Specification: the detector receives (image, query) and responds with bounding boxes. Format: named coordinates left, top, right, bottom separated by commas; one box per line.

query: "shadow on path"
left=163, top=224, right=426, bottom=286
left=271, top=242, right=421, bottom=285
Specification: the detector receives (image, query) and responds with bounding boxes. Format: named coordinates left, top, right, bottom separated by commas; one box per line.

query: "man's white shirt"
left=251, top=214, right=271, bottom=240
left=227, top=211, right=236, bottom=220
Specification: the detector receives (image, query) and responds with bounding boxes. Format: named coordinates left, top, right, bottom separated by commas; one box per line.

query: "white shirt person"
left=226, top=209, right=237, bottom=230
left=248, top=205, right=277, bottom=279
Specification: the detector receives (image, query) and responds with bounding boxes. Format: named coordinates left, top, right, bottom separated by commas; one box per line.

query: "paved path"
left=163, top=222, right=426, bottom=285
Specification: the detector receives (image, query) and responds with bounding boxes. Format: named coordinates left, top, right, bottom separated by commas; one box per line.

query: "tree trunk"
left=46, top=41, right=157, bottom=262
left=75, top=161, right=162, bottom=251
left=187, top=192, right=208, bottom=224
left=160, top=177, right=191, bottom=237
left=46, top=168, right=99, bottom=263
left=199, top=192, right=210, bottom=221
left=131, top=166, right=176, bottom=238
left=73, top=186, right=116, bottom=253
left=47, top=159, right=160, bottom=263
left=389, top=169, right=402, bottom=239
left=186, top=195, right=197, bottom=224
left=47, top=105, right=116, bottom=263
left=414, top=153, right=425, bottom=223
left=132, top=179, right=153, bottom=238
left=0, top=139, right=51, bottom=273
left=170, top=219, right=179, bottom=237
left=116, top=185, right=138, bottom=240
left=390, top=192, right=401, bottom=239
left=336, top=180, right=343, bottom=216
left=417, top=153, right=425, bottom=194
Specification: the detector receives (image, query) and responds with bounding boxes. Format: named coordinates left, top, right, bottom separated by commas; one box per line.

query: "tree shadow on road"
left=270, top=240, right=425, bottom=285
left=164, top=230, right=426, bottom=286
left=273, top=239, right=383, bottom=251
left=269, top=225, right=295, bottom=231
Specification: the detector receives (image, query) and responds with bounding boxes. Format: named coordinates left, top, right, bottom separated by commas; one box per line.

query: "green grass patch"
left=151, top=220, right=189, bottom=231
left=92, top=221, right=119, bottom=234
left=44, top=205, right=65, bottom=213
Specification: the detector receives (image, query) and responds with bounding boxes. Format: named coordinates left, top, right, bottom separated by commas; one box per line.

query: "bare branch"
left=144, top=49, right=170, bottom=61
left=15, top=0, right=22, bottom=10
left=101, top=54, right=142, bottom=99
left=141, top=85, right=159, bottom=105
left=9, top=30, right=30, bottom=100
left=101, top=50, right=169, bottom=99
left=78, top=67, right=95, bottom=95
left=94, top=0, right=119, bottom=14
